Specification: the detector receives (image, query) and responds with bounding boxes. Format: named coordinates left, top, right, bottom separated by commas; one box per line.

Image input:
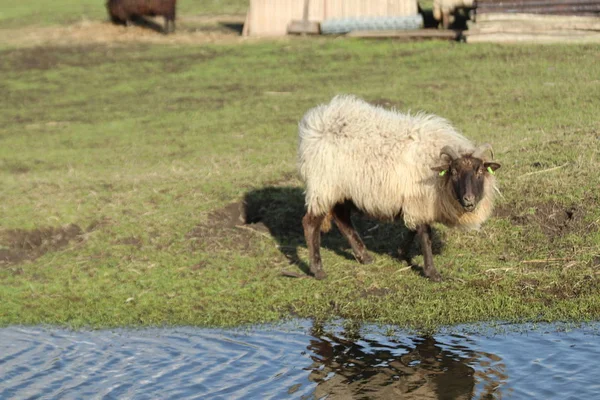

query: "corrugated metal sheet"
left=244, top=0, right=419, bottom=36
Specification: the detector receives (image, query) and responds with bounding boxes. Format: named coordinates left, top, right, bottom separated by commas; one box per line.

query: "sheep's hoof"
left=358, top=253, right=373, bottom=265
left=426, top=271, right=442, bottom=282
left=312, top=270, right=327, bottom=280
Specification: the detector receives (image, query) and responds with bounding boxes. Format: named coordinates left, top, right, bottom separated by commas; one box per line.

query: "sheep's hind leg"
left=303, top=212, right=327, bottom=280
left=332, top=202, right=373, bottom=265
left=416, top=224, right=442, bottom=282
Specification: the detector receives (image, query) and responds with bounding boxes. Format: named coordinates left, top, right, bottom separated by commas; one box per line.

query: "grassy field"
left=1, top=3, right=599, bottom=331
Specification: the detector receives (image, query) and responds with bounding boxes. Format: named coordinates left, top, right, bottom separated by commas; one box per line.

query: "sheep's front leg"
left=332, top=203, right=373, bottom=264
left=303, top=212, right=327, bottom=280
left=417, top=224, right=442, bottom=282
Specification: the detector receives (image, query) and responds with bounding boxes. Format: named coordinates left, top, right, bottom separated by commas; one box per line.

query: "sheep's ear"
left=484, top=162, right=501, bottom=173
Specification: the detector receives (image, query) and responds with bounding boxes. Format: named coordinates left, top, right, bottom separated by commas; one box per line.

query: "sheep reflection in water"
left=305, top=328, right=507, bottom=399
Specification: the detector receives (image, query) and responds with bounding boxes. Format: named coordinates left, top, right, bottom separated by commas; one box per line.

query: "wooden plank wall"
left=465, top=10, right=600, bottom=43
left=244, top=0, right=419, bottom=36
left=322, top=0, right=418, bottom=19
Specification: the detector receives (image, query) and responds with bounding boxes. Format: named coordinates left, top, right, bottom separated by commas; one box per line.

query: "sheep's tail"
left=321, top=210, right=333, bottom=233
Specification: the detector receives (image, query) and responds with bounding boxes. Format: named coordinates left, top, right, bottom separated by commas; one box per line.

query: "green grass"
left=1, top=36, right=599, bottom=331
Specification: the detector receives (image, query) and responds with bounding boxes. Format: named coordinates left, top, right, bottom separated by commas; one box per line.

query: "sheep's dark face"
left=447, top=156, right=500, bottom=211
left=434, top=145, right=501, bottom=212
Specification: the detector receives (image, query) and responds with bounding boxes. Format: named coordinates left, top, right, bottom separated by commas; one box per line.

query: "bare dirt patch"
left=542, top=276, right=598, bottom=300
left=514, top=275, right=598, bottom=305
left=187, top=200, right=269, bottom=255
left=112, top=236, right=143, bottom=249
left=495, top=200, right=589, bottom=242
left=190, top=260, right=209, bottom=271
left=359, top=286, right=392, bottom=298
left=0, top=44, right=131, bottom=71
left=0, top=224, right=83, bottom=266
left=0, top=160, right=31, bottom=174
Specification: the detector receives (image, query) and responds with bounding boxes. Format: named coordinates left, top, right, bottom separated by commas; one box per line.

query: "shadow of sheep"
left=242, top=186, right=445, bottom=277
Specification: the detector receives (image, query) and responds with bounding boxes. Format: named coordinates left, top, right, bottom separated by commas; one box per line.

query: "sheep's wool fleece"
left=298, top=95, right=496, bottom=230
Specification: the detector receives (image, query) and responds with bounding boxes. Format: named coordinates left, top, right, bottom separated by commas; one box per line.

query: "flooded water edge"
left=1, top=321, right=599, bottom=399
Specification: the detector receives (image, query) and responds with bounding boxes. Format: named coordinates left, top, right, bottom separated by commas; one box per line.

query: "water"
left=1, top=321, right=599, bottom=399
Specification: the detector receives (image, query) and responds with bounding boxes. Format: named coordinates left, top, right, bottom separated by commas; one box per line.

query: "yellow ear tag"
left=439, top=170, right=447, bottom=176
left=487, top=166, right=495, bottom=175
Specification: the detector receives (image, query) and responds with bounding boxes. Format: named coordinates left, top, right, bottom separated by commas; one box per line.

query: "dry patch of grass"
left=0, top=16, right=249, bottom=49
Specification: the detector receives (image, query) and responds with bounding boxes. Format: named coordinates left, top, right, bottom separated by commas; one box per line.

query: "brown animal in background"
left=107, top=0, right=177, bottom=34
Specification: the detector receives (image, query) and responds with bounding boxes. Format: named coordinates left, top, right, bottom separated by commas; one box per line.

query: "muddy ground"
left=495, top=199, right=592, bottom=241
left=0, top=224, right=84, bottom=266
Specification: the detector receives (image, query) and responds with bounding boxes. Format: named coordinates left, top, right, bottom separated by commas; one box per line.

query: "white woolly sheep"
left=433, top=0, right=474, bottom=28
left=298, top=95, right=501, bottom=281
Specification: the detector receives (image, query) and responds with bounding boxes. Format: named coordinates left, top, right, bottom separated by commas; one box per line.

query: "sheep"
left=298, top=95, right=501, bottom=281
left=107, top=0, right=177, bottom=34
left=433, top=0, right=474, bottom=29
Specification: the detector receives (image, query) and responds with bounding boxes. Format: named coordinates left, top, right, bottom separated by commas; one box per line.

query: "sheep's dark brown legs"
left=416, top=224, right=442, bottom=282
left=332, top=203, right=373, bottom=264
left=303, top=212, right=327, bottom=280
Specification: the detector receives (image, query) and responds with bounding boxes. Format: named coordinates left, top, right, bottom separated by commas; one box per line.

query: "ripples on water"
left=1, top=321, right=599, bottom=399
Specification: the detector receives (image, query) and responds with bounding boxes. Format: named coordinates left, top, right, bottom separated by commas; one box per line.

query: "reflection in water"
left=1, top=321, right=599, bottom=399
left=306, top=328, right=507, bottom=399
